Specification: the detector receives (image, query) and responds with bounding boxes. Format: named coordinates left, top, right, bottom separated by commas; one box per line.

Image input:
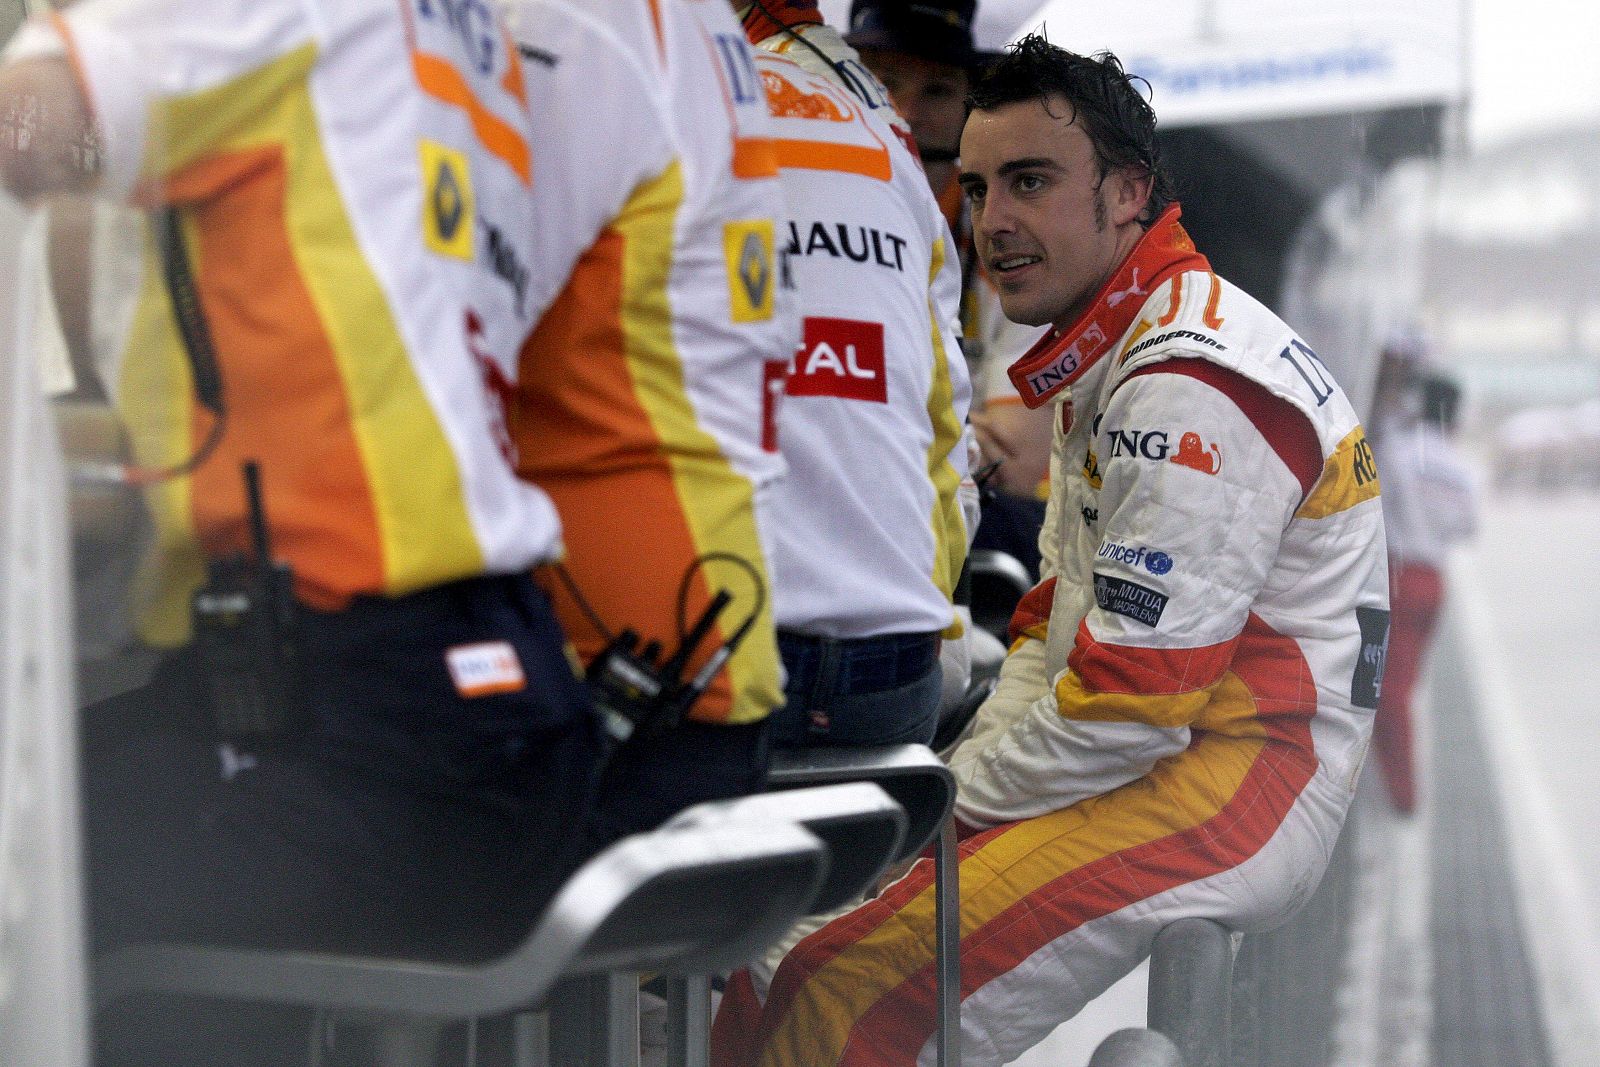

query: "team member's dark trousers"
left=83, top=573, right=604, bottom=1066
left=582, top=717, right=773, bottom=848
left=766, top=631, right=944, bottom=749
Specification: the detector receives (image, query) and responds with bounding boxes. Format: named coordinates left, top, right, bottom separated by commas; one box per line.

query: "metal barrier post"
left=763, top=747, right=959, bottom=1066
left=1147, top=918, right=1237, bottom=1067
left=511, top=1009, right=549, bottom=1067
left=548, top=974, right=638, bottom=1067
left=935, top=816, right=961, bottom=1067
left=663, top=976, right=712, bottom=1067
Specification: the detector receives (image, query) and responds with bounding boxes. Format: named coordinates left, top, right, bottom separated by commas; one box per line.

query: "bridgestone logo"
left=1093, top=573, right=1169, bottom=627
left=1125, top=328, right=1225, bottom=362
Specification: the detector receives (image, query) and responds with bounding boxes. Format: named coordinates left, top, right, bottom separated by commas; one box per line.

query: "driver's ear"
left=1106, top=165, right=1153, bottom=227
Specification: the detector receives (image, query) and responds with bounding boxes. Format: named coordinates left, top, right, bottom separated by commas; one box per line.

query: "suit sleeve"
left=953, top=360, right=1316, bottom=827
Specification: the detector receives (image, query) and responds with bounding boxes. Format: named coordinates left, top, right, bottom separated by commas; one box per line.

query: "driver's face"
left=960, top=95, right=1145, bottom=330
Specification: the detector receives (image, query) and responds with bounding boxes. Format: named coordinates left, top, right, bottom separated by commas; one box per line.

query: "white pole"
left=0, top=196, right=92, bottom=1067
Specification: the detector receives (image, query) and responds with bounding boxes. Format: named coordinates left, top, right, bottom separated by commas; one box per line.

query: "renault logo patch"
left=421, top=140, right=474, bottom=261
left=725, top=219, right=775, bottom=322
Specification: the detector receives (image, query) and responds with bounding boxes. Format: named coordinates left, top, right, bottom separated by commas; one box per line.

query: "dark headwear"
left=844, top=0, right=996, bottom=71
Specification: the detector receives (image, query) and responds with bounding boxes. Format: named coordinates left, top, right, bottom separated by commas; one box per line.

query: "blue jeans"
left=771, top=630, right=943, bottom=748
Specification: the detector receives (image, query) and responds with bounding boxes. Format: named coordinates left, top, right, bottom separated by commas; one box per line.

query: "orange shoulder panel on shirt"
left=760, top=65, right=893, bottom=180
left=409, top=52, right=530, bottom=183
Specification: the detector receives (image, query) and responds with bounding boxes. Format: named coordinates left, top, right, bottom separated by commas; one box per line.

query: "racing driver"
left=713, top=36, right=1390, bottom=1067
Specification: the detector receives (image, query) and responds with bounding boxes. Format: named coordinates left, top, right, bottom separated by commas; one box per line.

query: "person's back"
left=741, top=6, right=972, bottom=748
left=506, top=0, right=793, bottom=839
left=843, top=0, right=1054, bottom=571
left=6, top=0, right=561, bottom=639
left=2, top=0, right=604, bottom=1061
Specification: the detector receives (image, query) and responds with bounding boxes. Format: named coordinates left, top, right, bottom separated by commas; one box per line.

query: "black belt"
left=776, top=629, right=941, bottom=691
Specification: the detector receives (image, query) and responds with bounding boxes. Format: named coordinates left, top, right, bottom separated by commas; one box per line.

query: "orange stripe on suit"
left=1067, top=619, right=1235, bottom=696
left=1006, top=576, right=1056, bottom=643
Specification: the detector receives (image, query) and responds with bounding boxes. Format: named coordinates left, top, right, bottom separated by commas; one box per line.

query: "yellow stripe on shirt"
left=924, top=234, right=966, bottom=638
left=615, top=163, right=783, bottom=723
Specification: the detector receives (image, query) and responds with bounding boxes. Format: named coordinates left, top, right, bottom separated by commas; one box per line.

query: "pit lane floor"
left=1011, top=485, right=1591, bottom=1066
left=1433, top=489, right=1600, bottom=1066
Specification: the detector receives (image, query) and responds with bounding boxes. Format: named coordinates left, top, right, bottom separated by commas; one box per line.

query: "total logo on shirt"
left=787, top=317, right=887, bottom=403
left=1095, top=540, right=1175, bottom=576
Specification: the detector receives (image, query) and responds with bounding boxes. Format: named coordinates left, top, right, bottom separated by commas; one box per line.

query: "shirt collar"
left=1006, top=205, right=1209, bottom=409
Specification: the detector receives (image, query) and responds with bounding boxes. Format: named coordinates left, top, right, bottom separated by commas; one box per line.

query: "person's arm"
left=950, top=359, right=1318, bottom=827
left=968, top=280, right=1052, bottom=494
left=4, top=0, right=316, bottom=205
left=970, top=398, right=1053, bottom=496
left=944, top=389, right=1069, bottom=801
left=0, top=55, right=98, bottom=201
left=47, top=197, right=109, bottom=399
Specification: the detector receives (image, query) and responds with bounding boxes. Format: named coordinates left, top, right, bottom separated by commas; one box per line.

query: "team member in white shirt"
left=1372, top=365, right=1477, bottom=813
left=736, top=0, right=971, bottom=749
left=2, top=0, right=601, bottom=1061
left=503, top=0, right=794, bottom=839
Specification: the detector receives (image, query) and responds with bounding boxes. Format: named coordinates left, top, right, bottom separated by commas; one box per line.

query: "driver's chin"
left=998, top=292, right=1051, bottom=329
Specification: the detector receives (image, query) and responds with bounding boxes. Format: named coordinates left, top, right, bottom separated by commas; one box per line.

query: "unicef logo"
left=1096, top=541, right=1176, bottom=576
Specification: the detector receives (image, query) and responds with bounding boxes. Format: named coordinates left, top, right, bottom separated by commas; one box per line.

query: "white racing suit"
left=713, top=205, right=1389, bottom=1067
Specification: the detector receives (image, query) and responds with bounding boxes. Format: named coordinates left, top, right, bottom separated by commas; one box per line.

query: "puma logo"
left=1106, top=268, right=1147, bottom=308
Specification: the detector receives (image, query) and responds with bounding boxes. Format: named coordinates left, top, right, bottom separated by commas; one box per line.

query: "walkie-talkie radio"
left=548, top=550, right=766, bottom=757
left=191, top=461, right=304, bottom=744
left=587, top=589, right=735, bottom=747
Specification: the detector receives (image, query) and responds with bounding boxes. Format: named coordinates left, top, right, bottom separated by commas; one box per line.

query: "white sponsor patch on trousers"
left=446, top=640, right=527, bottom=698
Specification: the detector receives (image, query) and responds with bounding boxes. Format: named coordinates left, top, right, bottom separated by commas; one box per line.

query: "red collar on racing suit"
left=740, top=0, right=824, bottom=45
left=1006, top=204, right=1210, bottom=409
